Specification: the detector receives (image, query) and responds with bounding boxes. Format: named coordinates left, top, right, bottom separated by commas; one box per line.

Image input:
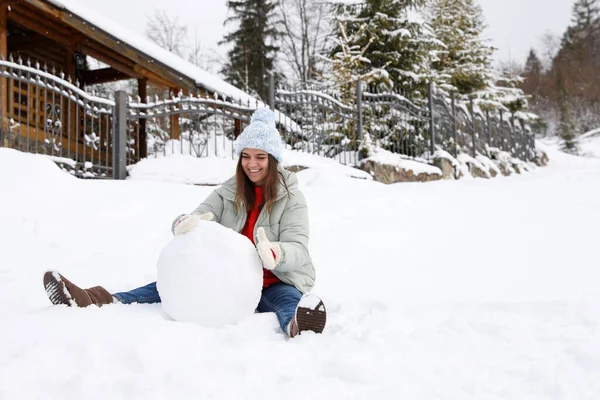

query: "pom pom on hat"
left=250, top=107, right=276, bottom=126
left=235, top=107, right=283, bottom=162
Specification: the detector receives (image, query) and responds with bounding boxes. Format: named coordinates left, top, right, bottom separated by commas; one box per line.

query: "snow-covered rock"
left=476, top=154, right=501, bottom=178
left=457, top=153, right=491, bottom=179
left=433, top=149, right=459, bottom=180
left=360, top=148, right=442, bottom=183
left=535, top=150, right=550, bottom=166
left=488, top=147, right=516, bottom=176
left=156, top=221, right=263, bottom=327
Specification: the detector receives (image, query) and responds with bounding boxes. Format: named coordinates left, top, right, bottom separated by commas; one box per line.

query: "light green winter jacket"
left=171, top=168, right=315, bottom=293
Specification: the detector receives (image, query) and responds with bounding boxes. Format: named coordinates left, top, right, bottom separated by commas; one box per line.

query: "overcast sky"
left=78, top=0, right=576, bottom=67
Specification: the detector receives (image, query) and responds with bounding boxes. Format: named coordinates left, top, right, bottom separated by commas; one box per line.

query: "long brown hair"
left=235, top=154, right=288, bottom=214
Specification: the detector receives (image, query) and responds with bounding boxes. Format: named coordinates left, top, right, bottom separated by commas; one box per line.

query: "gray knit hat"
left=235, top=108, right=283, bottom=162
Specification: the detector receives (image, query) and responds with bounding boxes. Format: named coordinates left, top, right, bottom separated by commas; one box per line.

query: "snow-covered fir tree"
left=565, top=0, right=600, bottom=45
left=428, top=0, right=495, bottom=96
left=556, top=69, right=580, bottom=154
left=522, top=50, right=542, bottom=93
left=318, top=0, right=442, bottom=159
left=520, top=49, right=549, bottom=135
left=495, top=62, right=528, bottom=116
left=329, top=0, right=439, bottom=98
left=321, top=21, right=374, bottom=104
left=220, top=0, right=280, bottom=100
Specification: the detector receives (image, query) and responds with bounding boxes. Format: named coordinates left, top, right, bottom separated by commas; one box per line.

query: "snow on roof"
left=48, top=0, right=257, bottom=105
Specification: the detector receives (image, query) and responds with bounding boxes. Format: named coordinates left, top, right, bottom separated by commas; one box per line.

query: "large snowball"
left=156, top=221, right=263, bottom=327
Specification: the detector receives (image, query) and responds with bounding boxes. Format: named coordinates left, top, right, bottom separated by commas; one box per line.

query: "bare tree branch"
left=145, top=8, right=188, bottom=58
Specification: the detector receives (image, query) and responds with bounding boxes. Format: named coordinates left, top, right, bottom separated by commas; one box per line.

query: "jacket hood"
left=216, top=166, right=298, bottom=202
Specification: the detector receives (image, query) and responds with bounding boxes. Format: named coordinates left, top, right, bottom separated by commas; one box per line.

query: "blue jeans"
left=113, top=282, right=302, bottom=333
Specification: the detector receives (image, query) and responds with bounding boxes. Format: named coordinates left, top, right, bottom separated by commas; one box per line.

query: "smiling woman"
left=43, top=108, right=327, bottom=339
left=241, top=149, right=270, bottom=185
left=234, top=108, right=288, bottom=214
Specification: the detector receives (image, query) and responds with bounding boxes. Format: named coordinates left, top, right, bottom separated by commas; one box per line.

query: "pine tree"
left=557, top=95, right=579, bottom=154
left=220, top=0, right=279, bottom=100
left=330, top=0, right=438, bottom=98
left=572, top=0, right=600, bottom=37
left=520, top=49, right=548, bottom=134
left=522, top=50, right=542, bottom=94
left=495, top=62, right=528, bottom=115
left=556, top=69, right=579, bottom=153
left=322, top=21, right=373, bottom=105
left=550, top=0, right=600, bottom=135
left=323, top=0, right=440, bottom=158
left=429, top=0, right=495, bottom=96
left=556, top=0, right=600, bottom=90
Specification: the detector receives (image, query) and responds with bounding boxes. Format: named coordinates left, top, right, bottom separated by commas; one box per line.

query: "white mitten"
left=256, top=227, right=282, bottom=270
left=173, top=212, right=214, bottom=236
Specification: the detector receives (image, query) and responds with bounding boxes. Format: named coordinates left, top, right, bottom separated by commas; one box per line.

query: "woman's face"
left=241, top=148, right=269, bottom=186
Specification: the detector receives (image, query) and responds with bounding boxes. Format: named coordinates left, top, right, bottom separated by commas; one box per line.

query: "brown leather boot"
left=288, top=294, right=327, bottom=338
left=43, top=271, right=114, bottom=307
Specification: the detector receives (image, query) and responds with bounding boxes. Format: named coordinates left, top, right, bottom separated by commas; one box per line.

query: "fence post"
left=531, top=131, right=535, bottom=161
left=510, top=112, right=515, bottom=157
left=485, top=109, right=491, bottom=150
left=112, top=90, right=127, bottom=180
left=428, top=82, right=435, bottom=156
left=469, top=98, right=476, bottom=158
left=356, top=79, right=363, bottom=142
left=268, top=72, right=275, bottom=110
left=451, top=92, right=457, bottom=157
left=499, top=109, right=504, bottom=152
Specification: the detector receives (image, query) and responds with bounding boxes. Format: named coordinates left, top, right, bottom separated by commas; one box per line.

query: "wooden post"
left=0, top=3, right=8, bottom=120
left=65, top=44, right=77, bottom=151
left=137, top=78, right=147, bottom=159
left=171, top=114, right=180, bottom=141
left=234, top=118, right=242, bottom=138
left=170, top=88, right=180, bottom=142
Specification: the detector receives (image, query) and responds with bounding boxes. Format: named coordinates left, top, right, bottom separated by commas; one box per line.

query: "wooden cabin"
left=0, top=0, right=251, bottom=173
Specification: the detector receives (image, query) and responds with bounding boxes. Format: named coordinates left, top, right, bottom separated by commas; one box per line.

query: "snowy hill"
left=1, top=145, right=599, bottom=399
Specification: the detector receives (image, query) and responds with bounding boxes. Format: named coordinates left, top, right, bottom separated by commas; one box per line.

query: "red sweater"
left=241, top=186, right=280, bottom=288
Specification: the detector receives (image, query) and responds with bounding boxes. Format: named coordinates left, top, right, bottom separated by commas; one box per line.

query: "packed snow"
left=156, top=221, right=263, bottom=327
left=580, top=133, right=600, bottom=158
left=0, top=142, right=599, bottom=399
left=128, top=147, right=372, bottom=185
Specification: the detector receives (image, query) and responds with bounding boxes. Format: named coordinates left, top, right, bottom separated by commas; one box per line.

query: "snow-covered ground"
left=580, top=131, right=600, bottom=158
left=1, top=141, right=599, bottom=399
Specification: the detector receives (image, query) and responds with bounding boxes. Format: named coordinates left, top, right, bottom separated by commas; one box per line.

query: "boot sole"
left=295, top=294, right=327, bottom=335
left=43, top=271, right=75, bottom=307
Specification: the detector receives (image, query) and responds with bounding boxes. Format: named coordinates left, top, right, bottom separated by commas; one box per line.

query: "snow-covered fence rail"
left=270, top=81, right=537, bottom=167
left=122, top=89, right=303, bottom=172
left=125, top=91, right=261, bottom=163
left=0, top=59, right=537, bottom=179
left=362, top=87, right=431, bottom=159
left=0, top=57, right=116, bottom=178
left=0, top=59, right=304, bottom=179
left=431, top=89, right=536, bottom=162
left=273, top=86, right=361, bottom=166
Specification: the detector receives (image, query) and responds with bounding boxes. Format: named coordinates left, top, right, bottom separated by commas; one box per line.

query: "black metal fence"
left=0, top=59, right=537, bottom=179
left=126, top=92, right=260, bottom=162
left=273, top=85, right=359, bottom=165
left=270, top=80, right=536, bottom=168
